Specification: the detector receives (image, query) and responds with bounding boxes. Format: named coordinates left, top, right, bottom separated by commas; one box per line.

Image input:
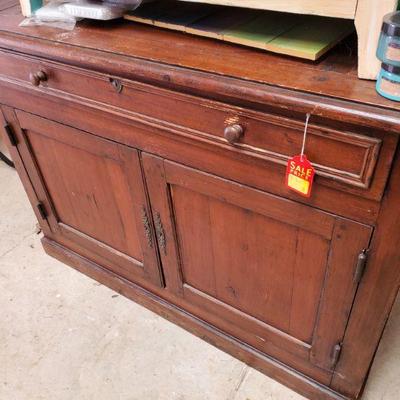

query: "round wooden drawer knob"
left=224, top=124, right=244, bottom=144
left=29, top=70, right=47, bottom=87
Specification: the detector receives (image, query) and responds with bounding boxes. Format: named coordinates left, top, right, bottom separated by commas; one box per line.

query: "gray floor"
left=0, top=161, right=399, bottom=400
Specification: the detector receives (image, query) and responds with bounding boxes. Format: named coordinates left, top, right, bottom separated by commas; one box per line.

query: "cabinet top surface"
left=1, top=1, right=400, bottom=112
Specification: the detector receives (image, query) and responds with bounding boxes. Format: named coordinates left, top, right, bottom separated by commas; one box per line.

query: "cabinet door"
left=142, top=153, right=372, bottom=379
left=12, top=110, right=163, bottom=287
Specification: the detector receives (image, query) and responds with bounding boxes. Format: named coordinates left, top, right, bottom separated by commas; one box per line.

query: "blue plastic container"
left=376, top=63, right=400, bottom=101
left=377, top=12, right=400, bottom=66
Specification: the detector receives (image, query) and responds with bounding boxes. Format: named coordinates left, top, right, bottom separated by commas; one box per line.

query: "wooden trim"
left=41, top=237, right=351, bottom=400
left=0, top=105, right=52, bottom=235
left=2, top=107, right=60, bottom=234
left=16, top=109, right=121, bottom=161
left=183, top=283, right=311, bottom=357
left=141, top=153, right=184, bottom=295
left=58, top=223, right=145, bottom=270
left=310, top=220, right=373, bottom=370
left=231, top=119, right=383, bottom=191
left=164, top=160, right=335, bottom=239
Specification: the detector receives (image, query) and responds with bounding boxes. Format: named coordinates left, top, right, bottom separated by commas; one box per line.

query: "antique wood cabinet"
left=0, top=2, right=399, bottom=400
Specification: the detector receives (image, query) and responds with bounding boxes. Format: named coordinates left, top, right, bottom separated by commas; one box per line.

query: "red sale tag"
left=285, top=155, right=315, bottom=197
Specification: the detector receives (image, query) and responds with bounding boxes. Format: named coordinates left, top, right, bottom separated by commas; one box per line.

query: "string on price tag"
left=285, top=113, right=315, bottom=197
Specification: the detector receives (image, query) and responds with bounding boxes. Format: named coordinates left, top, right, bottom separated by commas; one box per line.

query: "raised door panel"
left=142, top=153, right=372, bottom=379
left=173, top=185, right=330, bottom=343
left=13, top=110, right=162, bottom=287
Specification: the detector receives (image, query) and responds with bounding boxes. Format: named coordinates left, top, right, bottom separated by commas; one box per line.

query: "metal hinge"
left=3, top=123, right=17, bottom=146
left=36, top=202, right=48, bottom=220
left=331, top=343, right=343, bottom=368
left=353, top=249, right=369, bottom=284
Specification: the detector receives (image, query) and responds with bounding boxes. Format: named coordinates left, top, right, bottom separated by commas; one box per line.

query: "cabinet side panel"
left=331, top=147, right=400, bottom=398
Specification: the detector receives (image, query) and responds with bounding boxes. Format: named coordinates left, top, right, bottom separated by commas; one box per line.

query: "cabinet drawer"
left=0, top=50, right=396, bottom=201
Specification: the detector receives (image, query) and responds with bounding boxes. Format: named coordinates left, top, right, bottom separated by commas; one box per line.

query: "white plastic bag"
left=20, top=0, right=144, bottom=30
left=19, top=1, right=79, bottom=31
left=61, top=0, right=143, bottom=21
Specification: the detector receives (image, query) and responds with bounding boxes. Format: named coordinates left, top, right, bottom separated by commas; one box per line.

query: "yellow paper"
left=288, top=174, right=309, bottom=195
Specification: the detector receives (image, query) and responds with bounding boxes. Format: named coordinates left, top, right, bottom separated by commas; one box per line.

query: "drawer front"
left=0, top=50, right=396, bottom=202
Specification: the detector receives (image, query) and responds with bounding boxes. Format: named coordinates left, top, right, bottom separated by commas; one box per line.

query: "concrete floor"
left=0, top=161, right=399, bottom=400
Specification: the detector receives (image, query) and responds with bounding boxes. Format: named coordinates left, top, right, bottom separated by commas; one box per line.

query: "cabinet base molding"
left=42, top=237, right=350, bottom=400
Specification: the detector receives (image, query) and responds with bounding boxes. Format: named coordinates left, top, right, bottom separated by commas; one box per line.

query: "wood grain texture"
left=0, top=0, right=17, bottom=11
left=0, top=79, right=384, bottom=226
left=142, top=157, right=374, bottom=385
left=1, top=3, right=399, bottom=400
left=1, top=6, right=400, bottom=112
left=0, top=49, right=392, bottom=197
left=14, top=110, right=163, bottom=287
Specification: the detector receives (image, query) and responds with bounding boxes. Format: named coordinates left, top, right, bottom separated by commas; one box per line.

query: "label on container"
left=386, top=43, right=400, bottom=62
left=285, top=155, right=315, bottom=197
left=381, top=76, right=400, bottom=97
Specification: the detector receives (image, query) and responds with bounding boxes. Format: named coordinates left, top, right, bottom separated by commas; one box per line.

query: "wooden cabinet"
left=0, top=5, right=399, bottom=400
left=4, top=105, right=375, bottom=384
